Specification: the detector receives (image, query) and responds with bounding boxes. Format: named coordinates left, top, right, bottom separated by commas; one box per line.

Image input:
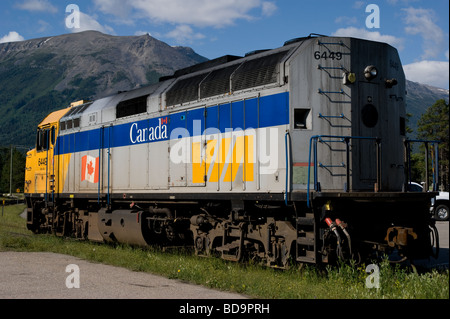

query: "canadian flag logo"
left=81, top=155, right=99, bottom=184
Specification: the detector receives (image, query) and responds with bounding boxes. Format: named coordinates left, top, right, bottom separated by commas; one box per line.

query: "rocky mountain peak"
left=0, top=31, right=207, bottom=146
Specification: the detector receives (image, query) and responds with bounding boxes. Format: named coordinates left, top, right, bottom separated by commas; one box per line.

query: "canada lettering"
left=130, top=117, right=168, bottom=144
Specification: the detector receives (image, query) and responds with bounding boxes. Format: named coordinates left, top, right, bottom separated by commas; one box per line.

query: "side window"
left=294, top=109, right=311, bottom=129
left=51, top=126, right=56, bottom=146
left=36, top=129, right=43, bottom=152
left=42, top=129, right=49, bottom=151
left=36, top=127, right=55, bottom=152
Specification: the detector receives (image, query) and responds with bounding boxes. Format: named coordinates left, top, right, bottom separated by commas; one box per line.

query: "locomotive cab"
left=25, top=116, right=61, bottom=194
left=24, top=104, right=74, bottom=232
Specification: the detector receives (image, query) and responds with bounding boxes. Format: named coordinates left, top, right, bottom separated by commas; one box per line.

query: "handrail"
left=285, top=132, right=291, bottom=206
left=318, top=113, right=345, bottom=119
left=318, top=89, right=344, bottom=95
left=318, top=65, right=345, bottom=71
left=307, top=135, right=381, bottom=207
left=404, top=139, right=440, bottom=192
left=317, top=40, right=344, bottom=46
left=107, top=125, right=111, bottom=206
left=98, top=127, right=103, bottom=204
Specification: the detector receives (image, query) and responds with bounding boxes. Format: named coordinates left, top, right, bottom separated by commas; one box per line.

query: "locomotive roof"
left=39, top=107, right=72, bottom=127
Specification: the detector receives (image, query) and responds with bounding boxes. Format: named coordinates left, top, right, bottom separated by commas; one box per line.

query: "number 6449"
left=314, top=51, right=342, bottom=60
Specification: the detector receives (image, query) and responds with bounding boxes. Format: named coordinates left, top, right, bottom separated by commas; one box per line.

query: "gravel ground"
left=0, top=251, right=247, bottom=299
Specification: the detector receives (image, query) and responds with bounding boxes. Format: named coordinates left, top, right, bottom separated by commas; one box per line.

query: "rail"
left=307, top=135, right=381, bottom=207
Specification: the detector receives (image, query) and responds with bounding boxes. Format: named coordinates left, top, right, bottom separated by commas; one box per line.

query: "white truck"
left=408, top=182, right=449, bottom=221
left=432, top=191, right=449, bottom=221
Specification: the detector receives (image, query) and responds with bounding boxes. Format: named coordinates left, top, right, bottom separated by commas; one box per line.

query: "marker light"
left=364, top=65, right=378, bottom=80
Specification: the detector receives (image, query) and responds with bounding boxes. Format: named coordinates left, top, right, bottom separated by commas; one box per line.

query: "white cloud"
left=16, top=0, right=57, bottom=14
left=37, top=20, right=50, bottom=33
left=404, top=60, right=449, bottom=89
left=166, top=25, right=205, bottom=44
left=68, top=12, right=115, bottom=35
left=352, top=1, right=364, bottom=9
left=94, top=0, right=130, bottom=17
left=94, top=0, right=134, bottom=25
left=335, top=16, right=357, bottom=25
left=134, top=31, right=152, bottom=36
left=262, top=2, right=277, bottom=17
left=134, top=0, right=260, bottom=27
left=402, top=7, right=445, bottom=60
left=386, top=0, right=420, bottom=5
left=94, top=0, right=275, bottom=28
left=0, top=31, right=25, bottom=44
left=332, top=27, right=404, bottom=51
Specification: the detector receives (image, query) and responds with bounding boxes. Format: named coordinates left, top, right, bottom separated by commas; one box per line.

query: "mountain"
left=0, top=31, right=207, bottom=147
left=0, top=31, right=448, bottom=148
left=405, top=80, right=449, bottom=137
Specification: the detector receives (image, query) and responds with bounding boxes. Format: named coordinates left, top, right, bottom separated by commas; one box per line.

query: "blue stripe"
left=55, top=92, right=289, bottom=155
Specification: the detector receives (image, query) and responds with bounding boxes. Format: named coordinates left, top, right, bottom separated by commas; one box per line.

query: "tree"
left=416, top=99, right=449, bottom=191
left=0, top=147, right=26, bottom=194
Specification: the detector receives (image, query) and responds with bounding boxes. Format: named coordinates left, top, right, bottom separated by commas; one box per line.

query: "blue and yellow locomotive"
left=25, top=35, right=438, bottom=266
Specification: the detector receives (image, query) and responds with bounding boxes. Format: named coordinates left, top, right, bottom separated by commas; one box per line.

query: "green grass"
left=1, top=204, right=448, bottom=299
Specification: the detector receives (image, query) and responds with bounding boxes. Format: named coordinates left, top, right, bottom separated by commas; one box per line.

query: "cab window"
left=36, top=127, right=55, bottom=152
left=51, top=126, right=56, bottom=145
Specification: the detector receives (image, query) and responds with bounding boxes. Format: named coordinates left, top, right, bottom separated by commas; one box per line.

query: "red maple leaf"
left=87, top=161, right=94, bottom=176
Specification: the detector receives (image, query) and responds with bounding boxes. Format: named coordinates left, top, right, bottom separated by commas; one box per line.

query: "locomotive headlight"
left=364, top=65, right=378, bottom=80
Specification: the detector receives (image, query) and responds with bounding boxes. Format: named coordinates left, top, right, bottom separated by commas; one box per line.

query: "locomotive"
left=24, top=35, right=439, bottom=267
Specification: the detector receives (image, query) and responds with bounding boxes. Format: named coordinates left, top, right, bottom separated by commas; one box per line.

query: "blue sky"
left=0, top=0, right=448, bottom=89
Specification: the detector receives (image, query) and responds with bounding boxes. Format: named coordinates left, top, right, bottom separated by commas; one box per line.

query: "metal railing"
left=404, top=139, right=441, bottom=192
left=307, top=135, right=382, bottom=207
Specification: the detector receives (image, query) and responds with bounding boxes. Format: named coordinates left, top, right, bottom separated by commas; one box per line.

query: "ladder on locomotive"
left=295, top=40, right=349, bottom=263
left=296, top=211, right=316, bottom=263
left=316, top=40, right=352, bottom=192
